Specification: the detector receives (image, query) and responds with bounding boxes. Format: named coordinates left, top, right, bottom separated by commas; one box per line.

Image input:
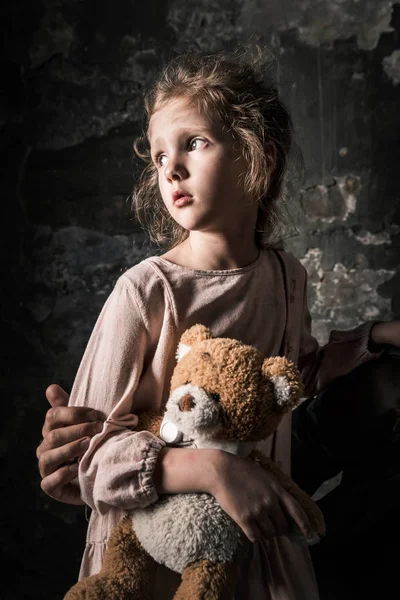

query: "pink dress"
left=69, top=249, right=380, bottom=599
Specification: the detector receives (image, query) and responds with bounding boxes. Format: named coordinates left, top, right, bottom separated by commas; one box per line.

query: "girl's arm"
left=153, top=447, right=314, bottom=543
left=64, top=275, right=167, bottom=513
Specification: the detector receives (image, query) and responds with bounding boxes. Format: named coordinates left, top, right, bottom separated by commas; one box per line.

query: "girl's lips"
left=173, top=195, right=193, bottom=207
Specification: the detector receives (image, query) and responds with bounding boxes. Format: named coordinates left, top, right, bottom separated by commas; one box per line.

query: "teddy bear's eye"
left=210, top=392, right=220, bottom=402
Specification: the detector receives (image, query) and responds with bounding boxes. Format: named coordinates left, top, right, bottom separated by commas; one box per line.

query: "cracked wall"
left=239, top=0, right=396, bottom=50
left=2, top=0, right=400, bottom=598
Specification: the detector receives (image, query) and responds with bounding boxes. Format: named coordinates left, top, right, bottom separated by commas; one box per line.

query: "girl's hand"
left=36, top=384, right=102, bottom=505
left=370, top=320, right=400, bottom=348
left=209, top=451, right=313, bottom=544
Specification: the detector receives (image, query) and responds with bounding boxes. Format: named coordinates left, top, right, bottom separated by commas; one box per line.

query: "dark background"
left=2, top=1, right=400, bottom=598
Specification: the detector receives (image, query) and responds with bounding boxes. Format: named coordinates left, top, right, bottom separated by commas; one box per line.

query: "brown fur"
left=136, top=411, right=163, bottom=437
left=262, top=356, right=304, bottom=401
left=171, top=338, right=302, bottom=441
left=180, top=324, right=213, bottom=346
left=65, top=517, right=157, bottom=600
left=174, top=560, right=236, bottom=600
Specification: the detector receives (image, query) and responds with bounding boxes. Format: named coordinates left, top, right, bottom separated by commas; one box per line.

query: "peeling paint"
left=238, top=0, right=396, bottom=50
left=120, top=43, right=159, bottom=83
left=349, top=230, right=392, bottom=246
left=167, top=0, right=238, bottom=51
left=301, top=175, right=359, bottom=223
left=382, top=49, right=400, bottom=86
left=301, top=248, right=394, bottom=344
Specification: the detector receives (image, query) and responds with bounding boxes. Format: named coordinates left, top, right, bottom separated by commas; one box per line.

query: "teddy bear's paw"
left=64, top=575, right=145, bottom=600
left=64, top=579, right=92, bottom=600
left=174, top=559, right=236, bottom=600
left=64, top=576, right=110, bottom=600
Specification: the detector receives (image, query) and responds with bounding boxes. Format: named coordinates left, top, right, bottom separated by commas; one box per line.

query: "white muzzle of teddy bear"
left=160, top=384, right=256, bottom=457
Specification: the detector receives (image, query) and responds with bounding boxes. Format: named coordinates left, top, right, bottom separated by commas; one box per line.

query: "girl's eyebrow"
left=150, top=125, right=214, bottom=148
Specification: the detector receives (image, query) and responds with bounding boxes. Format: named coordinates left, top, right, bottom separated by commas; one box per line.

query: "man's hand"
left=36, top=384, right=102, bottom=505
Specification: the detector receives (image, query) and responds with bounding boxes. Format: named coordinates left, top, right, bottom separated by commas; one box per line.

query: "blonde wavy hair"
left=132, top=49, right=296, bottom=249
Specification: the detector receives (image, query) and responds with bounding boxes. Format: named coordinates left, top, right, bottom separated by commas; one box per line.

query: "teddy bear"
left=65, top=324, right=326, bottom=600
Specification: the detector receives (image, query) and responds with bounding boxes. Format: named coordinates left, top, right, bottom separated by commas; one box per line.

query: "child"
left=36, top=50, right=399, bottom=599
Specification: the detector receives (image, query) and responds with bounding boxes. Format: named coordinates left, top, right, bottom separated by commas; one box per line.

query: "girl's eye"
left=156, top=154, right=167, bottom=167
left=210, top=392, right=220, bottom=402
left=189, top=138, right=206, bottom=151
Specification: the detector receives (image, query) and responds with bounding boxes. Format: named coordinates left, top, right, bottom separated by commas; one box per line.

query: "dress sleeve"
left=69, top=275, right=165, bottom=514
left=298, top=268, right=383, bottom=397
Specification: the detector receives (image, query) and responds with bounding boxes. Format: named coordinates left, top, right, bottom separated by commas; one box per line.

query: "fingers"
left=42, top=405, right=99, bottom=437
left=238, top=519, right=263, bottom=544
left=38, top=383, right=101, bottom=506
left=240, top=487, right=311, bottom=544
left=279, top=488, right=313, bottom=539
left=214, top=455, right=313, bottom=545
left=249, top=498, right=288, bottom=543
left=40, top=463, right=85, bottom=506
left=37, top=419, right=102, bottom=458
left=237, top=502, right=280, bottom=544
left=254, top=515, right=277, bottom=542
left=38, top=436, right=92, bottom=478
left=45, top=384, right=70, bottom=407
left=265, top=504, right=289, bottom=539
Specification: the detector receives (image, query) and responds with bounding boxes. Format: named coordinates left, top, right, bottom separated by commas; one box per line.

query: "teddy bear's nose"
left=178, top=394, right=196, bottom=411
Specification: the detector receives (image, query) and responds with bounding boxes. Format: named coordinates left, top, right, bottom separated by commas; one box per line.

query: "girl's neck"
left=161, top=233, right=260, bottom=271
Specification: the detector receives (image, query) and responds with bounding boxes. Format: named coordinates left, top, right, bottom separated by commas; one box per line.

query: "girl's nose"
left=165, top=157, right=188, bottom=182
left=178, top=394, right=196, bottom=411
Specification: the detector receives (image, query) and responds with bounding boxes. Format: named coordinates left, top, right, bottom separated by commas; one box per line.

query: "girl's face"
left=148, top=97, right=257, bottom=236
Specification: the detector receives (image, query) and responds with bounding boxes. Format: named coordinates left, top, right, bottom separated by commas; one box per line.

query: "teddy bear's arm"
left=250, top=449, right=326, bottom=538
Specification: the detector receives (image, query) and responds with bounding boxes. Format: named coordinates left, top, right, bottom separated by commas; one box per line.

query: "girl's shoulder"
left=115, top=256, right=170, bottom=298
left=270, top=248, right=307, bottom=282
left=119, top=255, right=160, bottom=283
left=113, top=256, right=171, bottom=326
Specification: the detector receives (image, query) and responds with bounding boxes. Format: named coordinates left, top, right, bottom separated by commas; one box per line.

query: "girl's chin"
left=175, top=220, right=219, bottom=234
left=169, top=210, right=221, bottom=232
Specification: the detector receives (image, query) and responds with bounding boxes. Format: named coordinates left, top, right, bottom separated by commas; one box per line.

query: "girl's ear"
left=176, top=324, right=213, bottom=362
left=261, top=356, right=304, bottom=410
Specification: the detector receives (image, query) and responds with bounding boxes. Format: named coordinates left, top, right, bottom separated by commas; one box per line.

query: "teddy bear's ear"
left=261, top=356, right=304, bottom=410
left=176, top=324, right=213, bottom=362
